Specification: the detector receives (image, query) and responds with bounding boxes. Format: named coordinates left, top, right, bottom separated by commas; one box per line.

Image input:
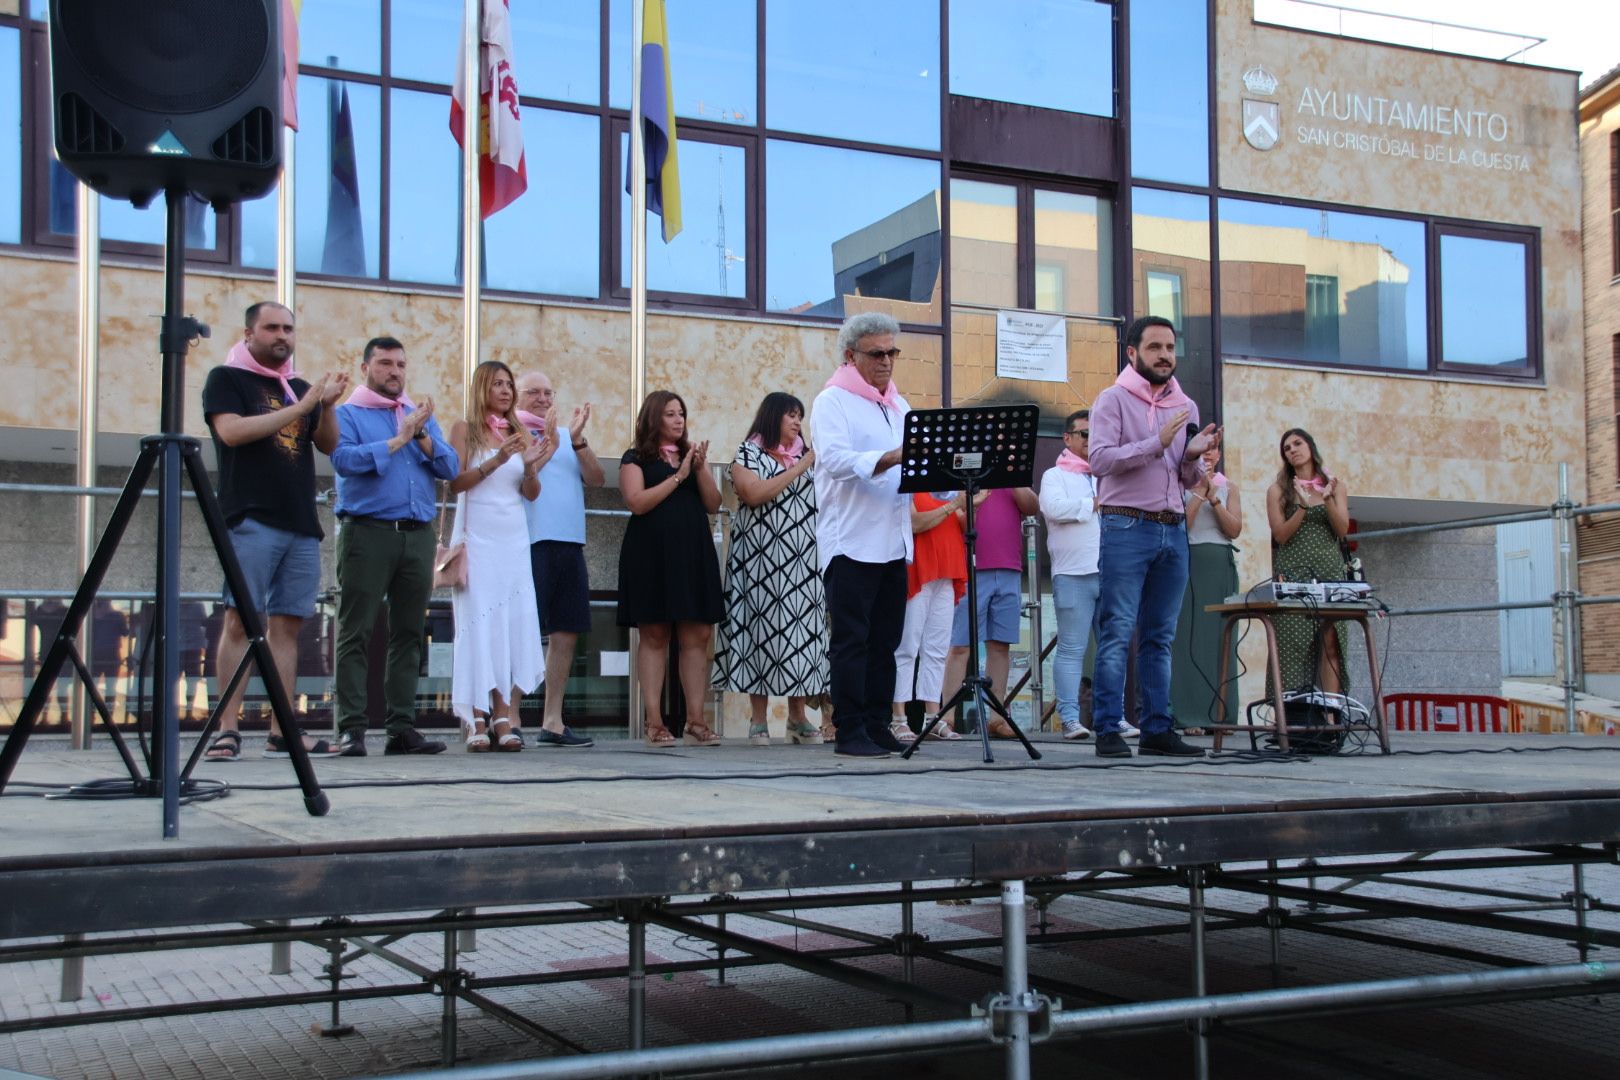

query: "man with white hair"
left=809, top=312, right=912, bottom=758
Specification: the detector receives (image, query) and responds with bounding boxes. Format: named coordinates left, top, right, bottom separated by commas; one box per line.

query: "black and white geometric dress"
left=712, top=442, right=830, bottom=697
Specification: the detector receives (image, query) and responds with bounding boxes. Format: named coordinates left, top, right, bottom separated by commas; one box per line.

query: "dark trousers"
left=824, top=555, right=908, bottom=738
left=334, top=521, right=435, bottom=736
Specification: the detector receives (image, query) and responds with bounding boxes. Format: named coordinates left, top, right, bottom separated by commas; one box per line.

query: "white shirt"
left=1039, top=466, right=1100, bottom=577
left=809, top=384, right=912, bottom=572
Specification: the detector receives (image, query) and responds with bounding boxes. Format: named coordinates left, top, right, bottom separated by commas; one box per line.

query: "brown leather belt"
left=1099, top=505, right=1186, bottom=525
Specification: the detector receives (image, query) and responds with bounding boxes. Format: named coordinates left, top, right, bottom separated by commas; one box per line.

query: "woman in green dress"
left=1171, top=445, right=1243, bottom=732
left=1266, top=429, right=1352, bottom=696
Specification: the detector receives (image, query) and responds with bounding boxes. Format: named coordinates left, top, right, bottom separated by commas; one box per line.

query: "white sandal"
left=928, top=720, right=962, bottom=741
left=466, top=731, right=492, bottom=752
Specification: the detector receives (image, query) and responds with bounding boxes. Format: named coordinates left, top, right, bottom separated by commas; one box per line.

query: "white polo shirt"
left=809, top=384, right=912, bottom=572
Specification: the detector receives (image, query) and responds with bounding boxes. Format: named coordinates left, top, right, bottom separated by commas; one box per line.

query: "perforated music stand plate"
left=899, top=404, right=1040, bottom=494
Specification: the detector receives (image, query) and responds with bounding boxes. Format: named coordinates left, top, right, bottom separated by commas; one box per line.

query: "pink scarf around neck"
left=225, top=340, right=299, bottom=405
left=826, top=362, right=900, bottom=407
left=516, top=409, right=546, bottom=436
left=1054, top=449, right=1092, bottom=475
left=1114, top=363, right=1190, bottom=417
left=748, top=433, right=805, bottom=468
left=345, top=384, right=415, bottom=415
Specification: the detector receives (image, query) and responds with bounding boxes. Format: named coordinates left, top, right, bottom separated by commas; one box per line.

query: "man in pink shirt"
left=1088, top=316, right=1220, bottom=758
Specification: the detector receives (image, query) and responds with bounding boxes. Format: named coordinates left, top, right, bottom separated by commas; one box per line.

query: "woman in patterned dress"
left=713, top=392, right=829, bottom=745
left=1266, top=428, right=1352, bottom=696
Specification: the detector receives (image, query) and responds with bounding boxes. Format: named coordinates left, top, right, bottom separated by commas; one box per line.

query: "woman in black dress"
left=618, top=390, right=724, bottom=746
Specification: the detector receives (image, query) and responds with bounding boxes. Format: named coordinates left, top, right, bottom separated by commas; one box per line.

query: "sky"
left=1257, top=0, right=1620, bottom=88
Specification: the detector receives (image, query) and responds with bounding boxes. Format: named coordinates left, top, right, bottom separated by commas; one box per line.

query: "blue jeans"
left=1094, top=515, right=1188, bottom=737
left=1051, top=573, right=1100, bottom=727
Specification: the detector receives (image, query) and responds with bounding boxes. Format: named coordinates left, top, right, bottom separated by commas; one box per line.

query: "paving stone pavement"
left=1, top=854, right=1615, bottom=1079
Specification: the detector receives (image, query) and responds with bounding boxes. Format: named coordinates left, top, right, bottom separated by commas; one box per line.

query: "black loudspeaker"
left=49, top=0, right=282, bottom=208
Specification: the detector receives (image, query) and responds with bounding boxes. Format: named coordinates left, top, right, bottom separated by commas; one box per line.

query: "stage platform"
left=4, top=732, right=1619, bottom=940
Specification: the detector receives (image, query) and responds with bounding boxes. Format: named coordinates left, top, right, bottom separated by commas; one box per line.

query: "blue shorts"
left=221, top=517, right=321, bottom=618
left=950, top=568, right=1023, bottom=646
left=530, top=540, right=592, bottom=635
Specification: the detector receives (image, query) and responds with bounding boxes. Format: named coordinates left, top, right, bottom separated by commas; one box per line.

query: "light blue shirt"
left=331, top=403, right=459, bottom=522
left=522, top=437, right=587, bottom=544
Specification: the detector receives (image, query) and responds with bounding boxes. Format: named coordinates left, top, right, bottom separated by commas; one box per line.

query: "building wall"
left=1216, top=0, right=1584, bottom=700
left=1579, top=76, right=1620, bottom=687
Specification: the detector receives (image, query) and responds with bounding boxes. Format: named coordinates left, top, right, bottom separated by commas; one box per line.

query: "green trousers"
left=334, top=520, right=436, bottom=735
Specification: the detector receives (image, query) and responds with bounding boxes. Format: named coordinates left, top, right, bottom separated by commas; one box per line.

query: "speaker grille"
left=213, top=107, right=276, bottom=166
left=57, top=91, right=125, bottom=154
left=59, top=0, right=271, bottom=115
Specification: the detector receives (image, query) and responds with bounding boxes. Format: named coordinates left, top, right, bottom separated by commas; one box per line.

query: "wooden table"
left=1203, top=600, right=1391, bottom=754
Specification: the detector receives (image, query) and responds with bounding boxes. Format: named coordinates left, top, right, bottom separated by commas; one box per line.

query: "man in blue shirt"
left=515, top=370, right=602, bottom=748
left=329, top=337, right=460, bottom=756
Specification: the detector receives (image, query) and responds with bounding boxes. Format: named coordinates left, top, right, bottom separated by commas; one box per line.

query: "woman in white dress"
left=448, top=361, right=556, bottom=751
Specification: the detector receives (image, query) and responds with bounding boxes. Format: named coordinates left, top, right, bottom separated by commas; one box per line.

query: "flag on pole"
left=449, top=0, right=528, bottom=219
left=280, top=0, right=303, bottom=130
left=629, top=0, right=682, bottom=242
left=322, top=80, right=366, bottom=275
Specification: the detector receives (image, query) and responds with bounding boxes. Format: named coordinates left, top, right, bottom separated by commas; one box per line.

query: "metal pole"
left=269, top=919, right=292, bottom=975
left=1265, top=860, right=1282, bottom=987
left=1023, top=517, right=1043, bottom=730
left=460, top=0, right=483, bottom=413
left=709, top=910, right=731, bottom=988
left=1571, top=864, right=1591, bottom=964
left=442, top=915, right=459, bottom=1065
left=901, top=880, right=916, bottom=1024
left=628, top=627, right=643, bottom=741
left=276, top=131, right=296, bottom=312
left=627, top=914, right=646, bottom=1051
left=73, top=179, right=100, bottom=751
left=1188, top=868, right=1210, bottom=1080
left=59, top=933, right=83, bottom=1003
left=1001, top=879, right=1031, bottom=1080
left=1557, top=463, right=1577, bottom=734
left=628, top=0, right=648, bottom=436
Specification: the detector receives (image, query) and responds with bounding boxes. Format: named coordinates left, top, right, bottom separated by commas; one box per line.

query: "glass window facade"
left=1129, top=0, right=1209, bottom=185
left=389, top=88, right=460, bottom=285
left=619, top=132, right=748, bottom=300
left=1033, top=189, right=1111, bottom=316
left=611, top=0, right=755, bottom=125
left=950, top=0, right=1113, bottom=117
left=766, top=140, right=941, bottom=320
left=1439, top=232, right=1532, bottom=371
left=0, top=26, right=19, bottom=245
left=765, top=0, right=939, bottom=149
left=1134, top=187, right=1213, bottom=417
left=488, top=107, right=600, bottom=298
left=1218, top=197, right=1428, bottom=372
left=300, top=0, right=382, bottom=75
left=949, top=179, right=1017, bottom=308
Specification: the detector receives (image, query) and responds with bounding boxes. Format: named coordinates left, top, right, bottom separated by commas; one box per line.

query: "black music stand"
left=0, top=188, right=330, bottom=837
left=899, top=404, right=1042, bottom=763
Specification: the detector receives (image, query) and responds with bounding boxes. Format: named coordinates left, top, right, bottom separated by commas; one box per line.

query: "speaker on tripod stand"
left=0, top=0, right=330, bottom=836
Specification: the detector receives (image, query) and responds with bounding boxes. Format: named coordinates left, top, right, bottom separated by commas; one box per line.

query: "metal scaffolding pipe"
left=1001, top=879, right=1032, bottom=1080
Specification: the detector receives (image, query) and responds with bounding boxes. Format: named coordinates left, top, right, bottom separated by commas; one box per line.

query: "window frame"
left=1432, top=222, right=1540, bottom=380
left=1610, top=130, right=1619, bottom=281
left=949, top=168, right=1115, bottom=318
left=1216, top=189, right=1543, bottom=384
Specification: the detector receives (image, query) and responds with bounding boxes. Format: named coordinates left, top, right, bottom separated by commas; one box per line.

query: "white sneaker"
left=1121, top=721, right=1141, bottom=738
left=1061, top=721, right=1092, bottom=741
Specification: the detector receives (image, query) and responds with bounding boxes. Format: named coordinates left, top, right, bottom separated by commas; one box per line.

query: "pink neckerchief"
left=1114, top=363, right=1190, bottom=418
left=658, top=442, right=682, bottom=468
left=1054, top=449, right=1091, bottom=475
left=1295, top=472, right=1328, bottom=491
left=826, top=362, right=900, bottom=407
left=225, top=340, right=299, bottom=405
left=344, top=384, right=416, bottom=417
left=487, top=414, right=513, bottom=441
left=516, top=409, right=545, bottom=436
left=748, top=433, right=805, bottom=469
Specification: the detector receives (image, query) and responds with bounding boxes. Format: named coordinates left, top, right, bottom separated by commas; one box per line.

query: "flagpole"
left=460, top=0, right=483, bottom=413
left=72, top=179, right=100, bottom=752
left=276, top=133, right=295, bottom=311
left=627, top=0, right=648, bottom=744
left=629, top=0, right=648, bottom=439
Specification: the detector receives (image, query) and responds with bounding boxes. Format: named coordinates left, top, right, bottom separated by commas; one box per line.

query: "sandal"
left=682, top=722, right=722, bottom=747
left=928, top=721, right=963, bottom=741
left=203, top=730, right=241, bottom=762
left=787, top=720, right=823, bottom=745
left=491, top=719, right=523, bottom=752
left=644, top=724, right=677, bottom=747
left=748, top=723, right=771, bottom=747
left=466, top=724, right=492, bottom=753
left=888, top=718, right=917, bottom=744
left=265, top=731, right=341, bottom=757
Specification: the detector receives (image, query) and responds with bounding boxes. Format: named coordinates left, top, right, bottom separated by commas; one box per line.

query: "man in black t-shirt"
left=201, top=301, right=348, bottom=761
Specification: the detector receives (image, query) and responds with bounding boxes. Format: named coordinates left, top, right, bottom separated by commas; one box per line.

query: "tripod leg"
left=155, top=438, right=184, bottom=836
left=973, top=679, right=995, bottom=764
left=903, top=681, right=978, bottom=759
left=183, top=445, right=329, bottom=816
left=977, top=685, right=1043, bottom=762
left=0, top=445, right=158, bottom=794
left=64, top=646, right=143, bottom=782
left=181, top=652, right=254, bottom=778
